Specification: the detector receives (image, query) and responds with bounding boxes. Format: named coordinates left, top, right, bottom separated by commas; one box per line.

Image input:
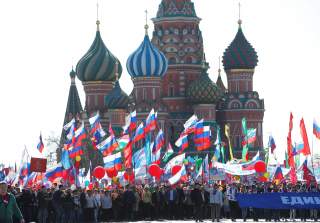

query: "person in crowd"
left=37, top=186, right=49, bottom=223
left=93, top=189, right=101, bottom=223
left=226, top=183, right=238, bottom=222
left=84, top=190, right=96, bottom=222
left=165, top=185, right=177, bottom=220
left=123, top=185, right=136, bottom=221
left=62, top=189, right=74, bottom=223
left=0, top=181, right=24, bottom=223
left=52, top=185, right=63, bottom=223
left=133, top=186, right=141, bottom=220
left=111, top=189, right=122, bottom=221
left=20, top=188, right=34, bottom=222
left=151, top=185, right=161, bottom=220
left=183, top=185, right=193, bottom=220
left=72, top=189, right=82, bottom=223
left=208, top=183, right=223, bottom=222
left=310, top=183, right=318, bottom=221
left=100, top=190, right=112, bottom=222
left=191, top=183, right=204, bottom=222
left=141, top=185, right=153, bottom=220
left=176, top=184, right=185, bottom=220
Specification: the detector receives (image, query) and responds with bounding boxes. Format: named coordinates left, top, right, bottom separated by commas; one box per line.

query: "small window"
left=168, top=84, right=175, bottom=97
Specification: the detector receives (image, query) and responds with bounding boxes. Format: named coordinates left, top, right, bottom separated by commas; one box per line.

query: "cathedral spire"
left=238, top=2, right=242, bottom=26
left=144, top=9, right=149, bottom=35
left=96, top=1, right=100, bottom=31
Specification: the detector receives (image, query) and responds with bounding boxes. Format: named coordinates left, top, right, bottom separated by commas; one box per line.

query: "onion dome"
left=222, top=22, right=258, bottom=70
left=126, top=29, right=168, bottom=78
left=105, top=79, right=130, bottom=109
left=187, top=64, right=224, bottom=104
left=156, top=0, right=197, bottom=18
left=76, top=20, right=122, bottom=82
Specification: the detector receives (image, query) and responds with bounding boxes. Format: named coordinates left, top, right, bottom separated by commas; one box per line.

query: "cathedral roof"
left=186, top=65, right=224, bottom=104
left=126, top=33, right=168, bottom=78
left=222, top=23, right=258, bottom=70
left=60, top=68, right=83, bottom=147
left=105, top=80, right=130, bottom=109
left=65, top=68, right=83, bottom=118
left=156, top=0, right=197, bottom=18
left=216, top=73, right=227, bottom=93
left=76, top=21, right=122, bottom=82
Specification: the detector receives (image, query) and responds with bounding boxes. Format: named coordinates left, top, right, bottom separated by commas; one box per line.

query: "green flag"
left=195, top=156, right=203, bottom=172
left=115, top=134, right=130, bottom=152
left=162, top=143, right=174, bottom=163
left=241, top=117, right=249, bottom=161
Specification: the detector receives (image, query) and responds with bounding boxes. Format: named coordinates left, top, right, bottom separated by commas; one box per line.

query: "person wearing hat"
left=0, top=181, right=24, bottom=223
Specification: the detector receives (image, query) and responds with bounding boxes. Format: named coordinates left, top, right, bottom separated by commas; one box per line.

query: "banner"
left=30, top=157, right=47, bottom=173
left=236, top=192, right=320, bottom=209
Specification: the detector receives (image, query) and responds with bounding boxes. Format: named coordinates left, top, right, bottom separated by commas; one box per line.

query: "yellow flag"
left=225, top=124, right=234, bottom=160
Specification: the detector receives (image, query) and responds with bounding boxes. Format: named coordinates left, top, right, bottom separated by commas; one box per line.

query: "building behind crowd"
left=58, top=0, right=265, bottom=167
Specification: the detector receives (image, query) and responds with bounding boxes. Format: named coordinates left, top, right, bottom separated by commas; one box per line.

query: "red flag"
left=289, top=166, right=297, bottom=185
left=302, top=160, right=316, bottom=186
left=300, top=118, right=311, bottom=156
left=124, top=141, right=132, bottom=169
left=287, top=112, right=295, bottom=168
left=30, top=157, right=47, bottom=173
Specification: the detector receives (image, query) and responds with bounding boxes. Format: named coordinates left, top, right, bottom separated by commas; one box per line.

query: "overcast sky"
left=1, top=0, right=320, bottom=165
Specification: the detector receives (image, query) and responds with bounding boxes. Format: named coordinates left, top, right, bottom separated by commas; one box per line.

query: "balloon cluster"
left=254, top=161, right=269, bottom=182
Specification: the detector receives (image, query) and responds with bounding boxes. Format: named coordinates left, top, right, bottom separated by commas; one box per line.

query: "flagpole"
left=311, top=128, right=315, bottom=175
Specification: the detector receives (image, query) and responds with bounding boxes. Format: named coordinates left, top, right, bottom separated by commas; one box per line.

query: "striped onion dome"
left=76, top=21, right=122, bottom=82
left=223, top=22, right=258, bottom=70
left=105, top=80, right=130, bottom=109
left=126, top=34, right=168, bottom=78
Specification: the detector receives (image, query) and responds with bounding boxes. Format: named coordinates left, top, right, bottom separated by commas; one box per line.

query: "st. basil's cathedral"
left=59, top=0, right=264, bottom=166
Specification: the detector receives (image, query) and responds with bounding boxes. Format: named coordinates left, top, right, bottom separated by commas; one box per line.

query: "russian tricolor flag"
left=273, top=165, right=284, bottom=184
left=313, top=119, right=320, bottom=140
left=103, top=152, right=122, bottom=171
left=97, top=134, right=119, bottom=157
left=176, top=134, right=189, bottom=154
left=133, top=122, right=145, bottom=143
left=45, top=163, right=64, bottom=182
left=145, top=109, right=157, bottom=134
left=37, top=134, right=44, bottom=153
left=153, top=129, right=164, bottom=154
left=268, top=135, right=276, bottom=154
left=292, top=142, right=304, bottom=155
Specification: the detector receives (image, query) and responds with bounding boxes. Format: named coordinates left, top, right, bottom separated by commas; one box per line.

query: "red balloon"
left=106, top=168, right=118, bottom=178
left=124, top=172, right=134, bottom=182
left=88, top=183, right=93, bottom=190
left=149, top=164, right=160, bottom=177
left=172, top=165, right=182, bottom=176
left=254, top=161, right=266, bottom=173
left=258, top=176, right=268, bottom=182
left=93, top=166, right=105, bottom=179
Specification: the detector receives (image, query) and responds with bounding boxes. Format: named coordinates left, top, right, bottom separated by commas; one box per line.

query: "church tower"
left=151, top=0, right=205, bottom=141
left=58, top=68, right=83, bottom=161
left=126, top=18, right=169, bottom=140
left=76, top=20, right=123, bottom=127
left=217, top=18, right=265, bottom=158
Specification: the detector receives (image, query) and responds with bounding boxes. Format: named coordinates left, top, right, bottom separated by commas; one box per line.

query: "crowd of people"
left=1, top=180, right=319, bottom=223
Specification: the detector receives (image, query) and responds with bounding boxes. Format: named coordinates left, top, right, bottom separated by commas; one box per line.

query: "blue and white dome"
left=126, top=34, right=168, bottom=78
